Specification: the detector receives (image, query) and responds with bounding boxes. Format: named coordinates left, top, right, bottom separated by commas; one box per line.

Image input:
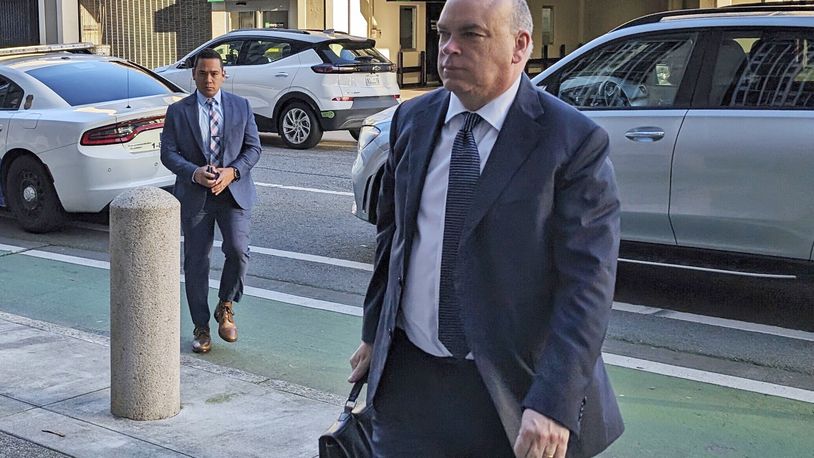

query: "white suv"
left=155, top=29, right=400, bottom=149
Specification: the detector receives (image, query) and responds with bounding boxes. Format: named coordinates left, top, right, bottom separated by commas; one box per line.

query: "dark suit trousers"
left=181, top=190, right=251, bottom=328
left=372, top=329, right=514, bottom=458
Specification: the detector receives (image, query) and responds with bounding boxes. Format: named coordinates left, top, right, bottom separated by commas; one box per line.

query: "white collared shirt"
left=399, top=75, right=523, bottom=358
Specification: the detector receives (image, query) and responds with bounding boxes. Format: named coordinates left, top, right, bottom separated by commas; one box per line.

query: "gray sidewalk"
left=0, top=311, right=340, bottom=458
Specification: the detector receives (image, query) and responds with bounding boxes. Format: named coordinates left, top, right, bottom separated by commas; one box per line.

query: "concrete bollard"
left=109, top=186, right=180, bottom=420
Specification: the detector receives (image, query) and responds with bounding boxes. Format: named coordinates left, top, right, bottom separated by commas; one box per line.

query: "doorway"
left=425, top=2, right=444, bottom=84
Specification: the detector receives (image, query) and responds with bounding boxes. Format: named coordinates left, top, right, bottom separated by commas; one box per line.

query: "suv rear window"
left=711, top=31, right=814, bottom=108
left=27, top=60, right=175, bottom=106
left=317, top=40, right=391, bottom=65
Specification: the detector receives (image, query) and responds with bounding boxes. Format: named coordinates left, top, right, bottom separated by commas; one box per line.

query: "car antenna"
left=126, top=60, right=131, bottom=109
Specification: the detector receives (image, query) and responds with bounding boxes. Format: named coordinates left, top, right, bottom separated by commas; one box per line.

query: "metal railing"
left=397, top=50, right=426, bottom=88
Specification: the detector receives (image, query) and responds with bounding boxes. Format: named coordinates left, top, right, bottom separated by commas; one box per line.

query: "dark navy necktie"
left=439, top=111, right=482, bottom=358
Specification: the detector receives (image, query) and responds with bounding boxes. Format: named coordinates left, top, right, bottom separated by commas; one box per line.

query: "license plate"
left=365, top=74, right=380, bottom=86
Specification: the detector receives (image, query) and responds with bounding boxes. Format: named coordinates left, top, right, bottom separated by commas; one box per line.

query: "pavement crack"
left=41, top=386, right=109, bottom=409
left=38, top=405, right=196, bottom=457
left=0, top=429, right=78, bottom=458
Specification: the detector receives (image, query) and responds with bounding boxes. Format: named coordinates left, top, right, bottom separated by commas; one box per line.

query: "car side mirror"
left=180, top=57, right=194, bottom=69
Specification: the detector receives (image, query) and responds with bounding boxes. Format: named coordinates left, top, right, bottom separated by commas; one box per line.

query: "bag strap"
left=344, top=378, right=367, bottom=414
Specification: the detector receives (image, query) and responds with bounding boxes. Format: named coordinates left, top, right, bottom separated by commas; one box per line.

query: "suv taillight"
left=311, top=63, right=356, bottom=74
left=80, top=116, right=165, bottom=146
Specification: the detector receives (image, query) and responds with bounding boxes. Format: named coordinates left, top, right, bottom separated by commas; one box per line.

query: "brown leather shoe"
left=192, top=326, right=211, bottom=353
left=214, top=301, right=237, bottom=343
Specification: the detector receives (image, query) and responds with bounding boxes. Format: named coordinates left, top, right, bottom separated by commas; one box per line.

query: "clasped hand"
left=193, top=166, right=235, bottom=196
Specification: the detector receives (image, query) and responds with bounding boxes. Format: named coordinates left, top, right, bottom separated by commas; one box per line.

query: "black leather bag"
left=318, top=380, right=373, bottom=458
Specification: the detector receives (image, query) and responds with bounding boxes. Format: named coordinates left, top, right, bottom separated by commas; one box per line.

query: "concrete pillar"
left=109, top=187, right=180, bottom=421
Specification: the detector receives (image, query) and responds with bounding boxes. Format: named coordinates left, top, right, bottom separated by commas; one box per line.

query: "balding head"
left=436, top=0, right=533, bottom=110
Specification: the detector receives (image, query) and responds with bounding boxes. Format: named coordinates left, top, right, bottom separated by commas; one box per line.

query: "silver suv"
left=156, top=29, right=399, bottom=149
left=352, top=5, right=814, bottom=269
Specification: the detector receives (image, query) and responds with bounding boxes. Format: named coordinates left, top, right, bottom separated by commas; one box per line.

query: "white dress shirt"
left=398, top=75, right=523, bottom=358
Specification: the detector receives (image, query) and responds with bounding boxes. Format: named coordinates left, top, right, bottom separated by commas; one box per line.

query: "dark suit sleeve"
left=522, top=126, right=620, bottom=436
left=361, top=105, right=403, bottom=344
left=227, top=98, right=262, bottom=176
left=160, top=103, right=198, bottom=182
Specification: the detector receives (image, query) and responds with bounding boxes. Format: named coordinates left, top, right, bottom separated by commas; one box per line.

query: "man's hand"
left=513, top=409, right=570, bottom=458
left=193, top=166, right=218, bottom=188
left=211, top=167, right=237, bottom=196
left=348, top=341, right=372, bottom=383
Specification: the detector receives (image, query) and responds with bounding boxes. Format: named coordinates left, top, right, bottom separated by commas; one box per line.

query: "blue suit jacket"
left=160, top=91, right=261, bottom=218
left=362, top=76, right=624, bottom=457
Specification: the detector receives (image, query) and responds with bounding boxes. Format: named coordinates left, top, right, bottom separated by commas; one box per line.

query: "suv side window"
left=0, top=76, right=24, bottom=110
left=552, top=33, right=696, bottom=109
left=211, top=40, right=245, bottom=67
left=238, top=39, right=292, bottom=66
left=712, top=31, right=814, bottom=108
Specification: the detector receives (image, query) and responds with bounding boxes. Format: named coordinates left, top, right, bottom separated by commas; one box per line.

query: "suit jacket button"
left=387, top=327, right=393, bottom=336
left=397, top=275, right=404, bottom=286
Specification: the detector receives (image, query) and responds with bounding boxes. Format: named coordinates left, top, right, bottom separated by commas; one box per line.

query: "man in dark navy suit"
left=161, top=48, right=261, bottom=354
left=348, top=0, right=624, bottom=456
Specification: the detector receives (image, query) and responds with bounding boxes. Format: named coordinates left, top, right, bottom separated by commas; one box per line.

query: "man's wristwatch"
left=231, top=167, right=240, bottom=182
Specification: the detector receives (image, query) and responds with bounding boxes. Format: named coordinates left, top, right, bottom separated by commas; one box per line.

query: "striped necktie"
left=438, top=111, right=482, bottom=358
left=206, top=98, right=221, bottom=166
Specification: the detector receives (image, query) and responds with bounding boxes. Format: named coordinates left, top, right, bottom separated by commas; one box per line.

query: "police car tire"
left=7, top=155, right=65, bottom=233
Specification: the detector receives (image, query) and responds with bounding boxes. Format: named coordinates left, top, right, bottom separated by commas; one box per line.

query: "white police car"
left=0, top=43, right=184, bottom=232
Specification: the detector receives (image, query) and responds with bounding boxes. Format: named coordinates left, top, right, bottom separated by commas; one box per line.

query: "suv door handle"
left=625, top=127, right=665, bottom=142
left=275, top=72, right=288, bottom=77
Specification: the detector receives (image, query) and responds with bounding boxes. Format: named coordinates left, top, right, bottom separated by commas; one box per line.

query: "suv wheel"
left=6, top=155, right=65, bottom=233
left=278, top=102, right=323, bottom=149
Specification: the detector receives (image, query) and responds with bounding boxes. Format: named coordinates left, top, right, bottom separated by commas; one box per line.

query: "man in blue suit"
left=348, top=0, right=623, bottom=456
left=161, top=48, right=261, bottom=354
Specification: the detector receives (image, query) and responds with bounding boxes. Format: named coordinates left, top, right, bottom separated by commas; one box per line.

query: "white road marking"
left=209, top=280, right=362, bottom=317
left=255, top=182, right=354, bottom=197
left=0, top=243, right=27, bottom=254
left=1, top=243, right=813, bottom=403
left=602, top=353, right=814, bottom=404
left=618, top=257, right=798, bottom=279
left=212, top=240, right=373, bottom=272
left=612, top=302, right=814, bottom=342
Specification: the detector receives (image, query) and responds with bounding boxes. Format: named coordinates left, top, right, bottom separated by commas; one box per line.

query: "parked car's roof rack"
left=0, top=42, right=94, bottom=56
left=614, top=3, right=814, bottom=31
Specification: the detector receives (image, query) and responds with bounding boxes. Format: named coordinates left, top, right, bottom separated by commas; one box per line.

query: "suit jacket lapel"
left=403, top=92, right=450, bottom=245
left=462, top=77, right=545, bottom=238
left=183, top=93, right=206, bottom=157
left=221, top=92, right=232, bottom=158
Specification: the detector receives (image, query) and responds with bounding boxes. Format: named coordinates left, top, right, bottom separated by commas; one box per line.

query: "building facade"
left=0, top=0, right=795, bottom=75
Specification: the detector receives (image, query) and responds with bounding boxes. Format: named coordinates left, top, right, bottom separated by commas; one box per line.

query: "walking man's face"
left=193, top=57, right=225, bottom=98
left=436, top=0, right=530, bottom=110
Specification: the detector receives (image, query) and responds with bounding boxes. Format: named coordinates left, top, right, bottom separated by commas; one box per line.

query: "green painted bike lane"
left=1, top=250, right=812, bottom=457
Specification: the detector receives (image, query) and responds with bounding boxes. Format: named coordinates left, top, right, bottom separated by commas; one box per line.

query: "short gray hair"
left=512, top=0, right=533, bottom=35
left=511, top=0, right=533, bottom=57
